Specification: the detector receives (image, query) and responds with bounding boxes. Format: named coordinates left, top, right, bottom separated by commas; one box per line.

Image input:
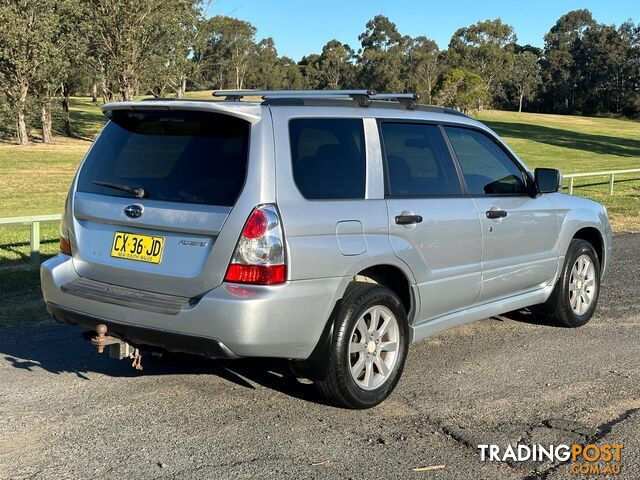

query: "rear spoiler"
left=102, top=100, right=262, bottom=124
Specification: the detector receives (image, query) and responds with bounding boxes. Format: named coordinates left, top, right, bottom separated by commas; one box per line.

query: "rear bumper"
left=41, top=254, right=346, bottom=359
left=47, top=303, right=238, bottom=359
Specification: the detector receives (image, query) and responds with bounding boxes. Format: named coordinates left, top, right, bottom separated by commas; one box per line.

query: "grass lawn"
left=0, top=267, right=47, bottom=325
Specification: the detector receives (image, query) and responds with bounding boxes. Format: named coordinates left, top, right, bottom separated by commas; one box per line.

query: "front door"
left=443, top=126, right=559, bottom=302
left=381, top=122, right=483, bottom=322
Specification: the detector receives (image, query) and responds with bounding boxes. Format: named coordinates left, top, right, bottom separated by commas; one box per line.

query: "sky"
left=209, top=0, right=638, bottom=60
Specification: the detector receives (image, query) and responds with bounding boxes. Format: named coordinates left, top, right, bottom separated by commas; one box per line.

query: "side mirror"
left=534, top=168, right=562, bottom=194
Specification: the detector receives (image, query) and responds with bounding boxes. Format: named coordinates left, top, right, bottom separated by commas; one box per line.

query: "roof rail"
left=213, top=89, right=377, bottom=107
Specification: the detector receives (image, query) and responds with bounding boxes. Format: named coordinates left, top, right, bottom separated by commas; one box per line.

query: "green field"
left=0, top=97, right=638, bottom=268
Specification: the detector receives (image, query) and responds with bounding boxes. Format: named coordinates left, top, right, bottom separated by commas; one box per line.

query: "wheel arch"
left=572, top=226, right=604, bottom=268
left=354, top=265, right=413, bottom=318
left=548, top=193, right=612, bottom=277
left=296, top=262, right=417, bottom=380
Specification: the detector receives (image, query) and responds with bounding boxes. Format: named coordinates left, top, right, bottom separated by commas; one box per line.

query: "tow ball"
left=90, top=324, right=143, bottom=370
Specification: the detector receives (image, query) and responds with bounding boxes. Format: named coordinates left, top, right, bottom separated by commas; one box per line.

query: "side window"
left=289, top=118, right=365, bottom=199
left=381, top=122, right=462, bottom=196
left=444, top=127, right=527, bottom=195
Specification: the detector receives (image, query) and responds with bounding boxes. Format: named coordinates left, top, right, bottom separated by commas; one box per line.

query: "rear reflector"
left=60, top=236, right=72, bottom=255
left=225, top=264, right=286, bottom=285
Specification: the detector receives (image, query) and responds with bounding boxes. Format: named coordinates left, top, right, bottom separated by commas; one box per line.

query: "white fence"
left=564, top=168, right=640, bottom=195
left=0, top=214, right=62, bottom=264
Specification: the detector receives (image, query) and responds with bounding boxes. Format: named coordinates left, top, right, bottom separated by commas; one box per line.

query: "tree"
left=88, top=0, right=202, bottom=101
left=34, top=0, right=86, bottom=142
left=447, top=18, right=517, bottom=99
left=299, top=54, right=322, bottom=89
left=619, top=20, right=640, bottom=117
left=406, top=36, right=440, bottom=103
left=145, top=3, right=206, bottom=98
left=0, top=0, right=59, bottom=144
left=578, top=23, right=628, bottom=114
left=508, top=51, right=541, bottom=112
left=203, top=16, right=256, bottom=90
left=437, top=68, right=490, bottom=113
left=280, top=56, right=305, bottom=89
left=298, top=40, right=356, bottom=89
left=542, top=9, right=596, bottom=112
left=316, top=40, right=356, bottom=89
left=248, top=38, right=287, bottom=89
left=357, top=15, right=408, bottom=92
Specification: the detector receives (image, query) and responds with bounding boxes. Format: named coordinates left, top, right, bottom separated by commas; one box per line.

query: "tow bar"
left=90, top=324, right=143, bottom=370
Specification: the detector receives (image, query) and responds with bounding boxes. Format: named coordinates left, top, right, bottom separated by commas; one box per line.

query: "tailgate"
left=69, top=108, right=251, bottom=297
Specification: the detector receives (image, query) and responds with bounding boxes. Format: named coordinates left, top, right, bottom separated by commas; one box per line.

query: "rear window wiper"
left=93, top=180, right=147, bottom=199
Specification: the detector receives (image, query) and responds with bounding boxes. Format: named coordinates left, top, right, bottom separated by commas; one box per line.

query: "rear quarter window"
left=289, top=118, right=366, bottom=200
left=77, top=110, right=249, bottom=206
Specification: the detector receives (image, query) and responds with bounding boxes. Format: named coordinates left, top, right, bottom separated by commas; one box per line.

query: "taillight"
left=224, top=205, right=286, bottom=285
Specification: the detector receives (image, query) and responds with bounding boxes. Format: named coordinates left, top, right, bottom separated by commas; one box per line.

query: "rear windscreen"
left=77, top=110, right=250, bottom=206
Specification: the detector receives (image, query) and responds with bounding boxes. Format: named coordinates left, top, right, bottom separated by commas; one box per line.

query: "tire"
left=537, top=239, right=601, bottom=328
left=316, top=282, right=409, bottom=409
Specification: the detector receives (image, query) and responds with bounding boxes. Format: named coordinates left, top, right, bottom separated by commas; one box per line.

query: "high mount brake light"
left=224, top=205, right=286, bottom=285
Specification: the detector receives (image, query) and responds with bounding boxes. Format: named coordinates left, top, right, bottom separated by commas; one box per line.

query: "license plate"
left=111, top=232, right=164, bottom=264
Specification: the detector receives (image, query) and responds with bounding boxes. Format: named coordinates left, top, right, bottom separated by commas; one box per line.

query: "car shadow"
left=495, top=308, right=565, bottom=328
left=0, top=319, right=330, bottom=405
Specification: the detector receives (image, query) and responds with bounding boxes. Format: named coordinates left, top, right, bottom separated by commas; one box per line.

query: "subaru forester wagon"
left=41, top=90, right=612, bottom=408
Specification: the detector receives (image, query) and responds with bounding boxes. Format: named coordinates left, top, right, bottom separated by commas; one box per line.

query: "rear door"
left=443, top=126, right=559, bottom=302
left=381, top=122, right=483, bottom=321
left=270, top=109, right=388, bottom=282
left=70, top=108, right=263, bottom=297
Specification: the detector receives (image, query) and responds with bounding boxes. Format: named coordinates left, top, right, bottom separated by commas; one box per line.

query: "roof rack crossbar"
left=370, top=93, right=420, bottom=110
left=213, top=89, right=374, bottom=98
left=213, top=90, right=433, bottom=111
left=214, top=89, right=379, bottom=107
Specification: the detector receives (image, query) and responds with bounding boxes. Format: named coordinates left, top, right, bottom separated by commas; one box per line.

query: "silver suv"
left=41, top=90, right=612, bottom=408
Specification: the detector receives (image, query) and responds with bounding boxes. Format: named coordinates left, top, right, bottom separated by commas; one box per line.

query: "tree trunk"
left=15, top=82, right=29, bottom=145
left=41, top=102, right=53, bottom=144
left=176, top=76, right=186, bottom=99
left=235, top=62, right=245, bottom=90
left=518, top=93, right=524, bottom=113
left=61, top=84, right=72, bottom=137
left=91, top=81, right=97, bottom=102
left=101, top=76, right=111, bottom=103
left=119, top=78, right=134, bottom=101
left=16, top=110, right=28, bottom=145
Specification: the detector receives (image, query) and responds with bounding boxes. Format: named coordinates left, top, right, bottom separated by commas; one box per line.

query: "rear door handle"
left=395, top=214, right=423, bottom=225
left=486, top=209, right=507, bottom=219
